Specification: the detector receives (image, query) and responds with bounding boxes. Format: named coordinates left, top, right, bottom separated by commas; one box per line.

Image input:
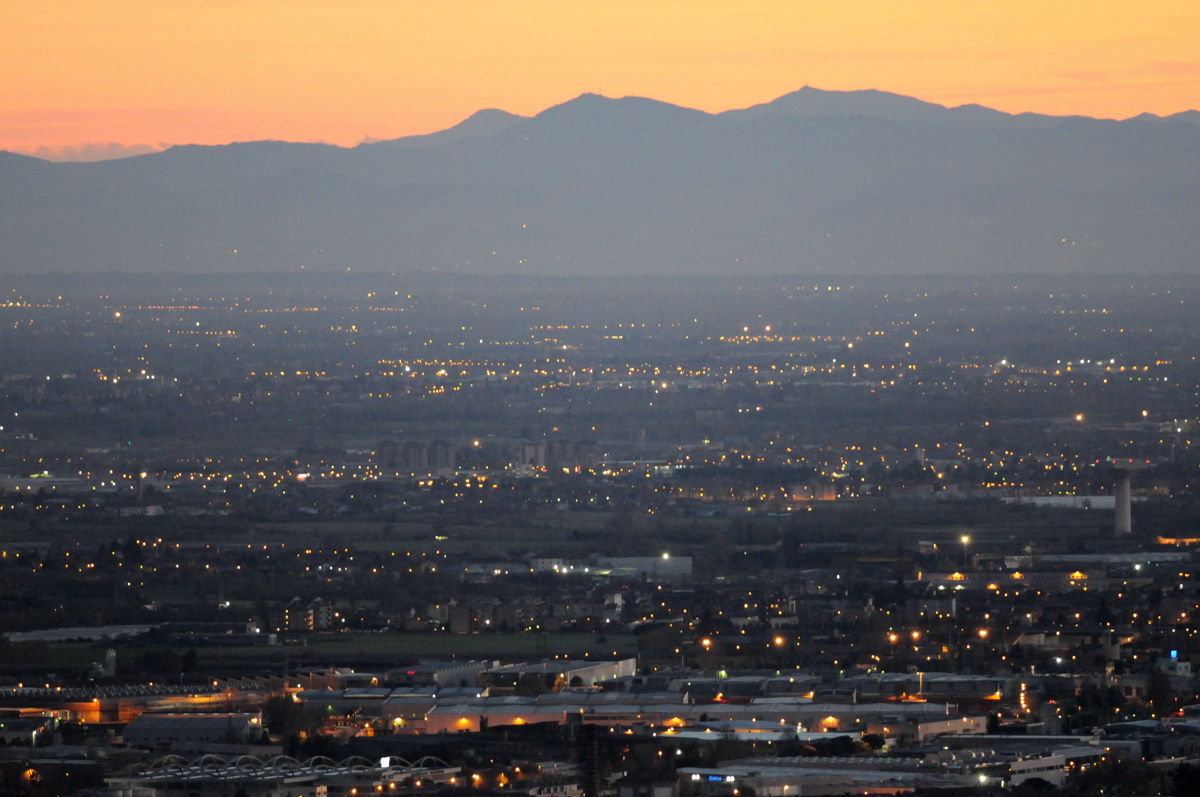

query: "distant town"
left=2, top=273, right=1199, bottom=796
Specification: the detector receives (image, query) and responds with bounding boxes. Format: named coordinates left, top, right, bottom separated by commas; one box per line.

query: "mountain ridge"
left=2, top=88, right=1198, bottom=276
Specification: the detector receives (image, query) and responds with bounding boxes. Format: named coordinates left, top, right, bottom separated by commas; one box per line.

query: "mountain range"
left=3, top=87, right=1199, bottom=276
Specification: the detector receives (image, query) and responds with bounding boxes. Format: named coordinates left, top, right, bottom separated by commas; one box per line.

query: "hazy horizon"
left=9, top=86, right=1200, bottom=164
left=7, top=2, right=1200, bottom=158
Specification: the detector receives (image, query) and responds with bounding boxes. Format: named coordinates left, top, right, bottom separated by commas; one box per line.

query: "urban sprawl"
left=2, top=275, right=1200, bottom=796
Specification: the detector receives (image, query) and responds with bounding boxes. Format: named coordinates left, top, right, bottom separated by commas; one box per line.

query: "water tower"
left=1107, top=458, right=1147, bottom=535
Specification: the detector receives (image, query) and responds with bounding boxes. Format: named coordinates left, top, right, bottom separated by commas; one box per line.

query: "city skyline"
left=5, top=1, right=1200, bottom=160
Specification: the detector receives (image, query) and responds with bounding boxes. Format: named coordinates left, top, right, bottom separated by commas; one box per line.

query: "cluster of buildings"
left=3, top=282, right=1200, bottom=795
left=5, top=651, right=1200, bottom=796
left=4, top=511, right=1200, bottom=795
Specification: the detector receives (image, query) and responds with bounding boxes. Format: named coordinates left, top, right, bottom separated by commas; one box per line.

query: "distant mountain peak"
left=368, top=107, right=527, bottom=148
left=533, top=92, right=711, bottom=126
left=728, top=86, right=956, bottom=123
left=1166, top=109, right=1200, bottom=125
left=442, top=107, right=526, bottom=135
left=725, top=86, right=1068, bottom=129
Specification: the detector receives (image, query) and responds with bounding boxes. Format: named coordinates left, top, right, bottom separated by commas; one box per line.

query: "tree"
left=1146, top=668, right=1175, bottom=715
left=1065, top=759, right=1156, bottom=797
left=514, top=673, right=549, bottom=697
left=263, top=694, right=322, bottom=739
left=1172, top=763, right=1200, bottom=796
left=1012, top=777, right=1057, bottom=794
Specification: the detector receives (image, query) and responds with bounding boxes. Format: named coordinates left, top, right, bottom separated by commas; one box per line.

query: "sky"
left=4, top=1, right=1200, bottom=161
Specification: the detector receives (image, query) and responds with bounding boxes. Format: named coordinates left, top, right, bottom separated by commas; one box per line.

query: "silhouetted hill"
left=374, top=108, right=527, bottom=148
left=2, top=87, right=1198, bottom=275
left=727, top=86, right=1003, bottom=126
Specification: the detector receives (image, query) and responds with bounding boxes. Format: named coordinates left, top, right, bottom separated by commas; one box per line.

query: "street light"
left=961, top=535, right=971, bottom=569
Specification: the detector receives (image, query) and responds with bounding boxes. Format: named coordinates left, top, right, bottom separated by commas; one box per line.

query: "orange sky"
left=4, top=1, right=1199, bottom=160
